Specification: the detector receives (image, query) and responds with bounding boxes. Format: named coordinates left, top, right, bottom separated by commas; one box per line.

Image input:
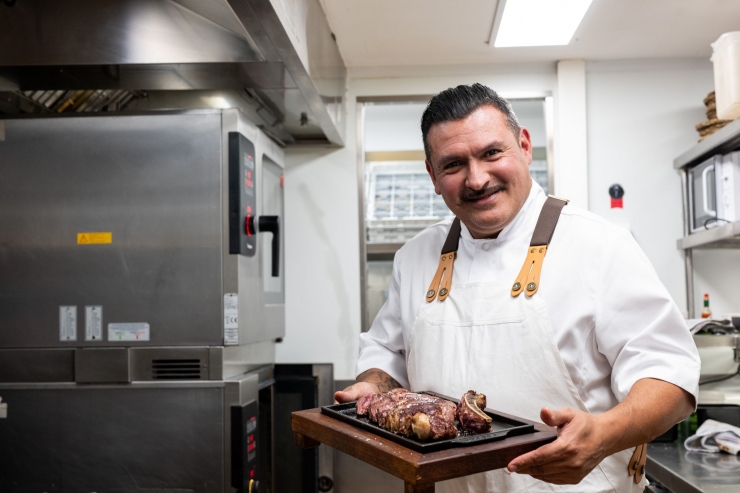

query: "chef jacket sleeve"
left=356, top=255, right=410, bottom=389
left=594, top=228, right=700, bottom=405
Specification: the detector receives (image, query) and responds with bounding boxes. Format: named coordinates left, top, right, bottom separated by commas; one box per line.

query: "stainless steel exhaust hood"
left=0, top=0, right=346, bottom=145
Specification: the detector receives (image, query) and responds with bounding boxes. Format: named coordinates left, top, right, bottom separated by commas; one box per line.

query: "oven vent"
left=151, top=359, right=203, bottom=380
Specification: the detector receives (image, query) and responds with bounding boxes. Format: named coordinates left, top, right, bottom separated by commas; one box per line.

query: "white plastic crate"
left=712, top=31, right=740, bottom=120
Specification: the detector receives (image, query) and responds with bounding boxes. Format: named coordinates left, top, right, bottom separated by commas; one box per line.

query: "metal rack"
left=675, top=118, right=740, bottom=317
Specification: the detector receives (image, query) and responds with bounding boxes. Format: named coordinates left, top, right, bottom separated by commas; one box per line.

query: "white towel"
left=684, top=419, right=740, bottom=455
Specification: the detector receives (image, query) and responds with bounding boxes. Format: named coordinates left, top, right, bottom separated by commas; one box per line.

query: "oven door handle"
left=702, top=165, right=717, bottom=217
left=257, top=215, right=280, bottom=277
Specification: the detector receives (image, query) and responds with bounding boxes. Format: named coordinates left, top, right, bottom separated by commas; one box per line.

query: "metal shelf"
left=677, top=221, right=740, bottom=249
left=366, top=242, right=404, bottom=255
left=366, top=242, right=404, bottom=261
left=674, top=117, right=740, bottom=169
left=675, top=117, right=740, bottom=317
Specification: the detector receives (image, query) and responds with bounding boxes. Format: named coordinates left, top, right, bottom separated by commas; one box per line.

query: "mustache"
left=461, top=184, right=506, bottom=202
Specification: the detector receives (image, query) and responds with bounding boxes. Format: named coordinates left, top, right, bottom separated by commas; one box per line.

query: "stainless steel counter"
left=647, top=442, right=740, bottom=493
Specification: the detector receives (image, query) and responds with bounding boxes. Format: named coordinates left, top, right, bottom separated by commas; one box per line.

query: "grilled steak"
left=457, top=390, right=492, bottom=433
left=356, top=389, right=493, bottom=440
left=356, top=389, right=458, bottom=440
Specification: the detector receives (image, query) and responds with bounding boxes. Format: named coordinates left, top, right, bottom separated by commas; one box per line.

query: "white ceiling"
left=318, top=0, right=740, bottom=68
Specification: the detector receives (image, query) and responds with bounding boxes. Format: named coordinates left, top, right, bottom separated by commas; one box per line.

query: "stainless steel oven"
left=0, top=109, right=284, bottom=493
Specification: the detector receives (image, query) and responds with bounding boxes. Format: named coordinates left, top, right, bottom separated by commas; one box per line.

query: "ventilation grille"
left=152, top=359, right=203, bottom=380
left=14, top=89, right=145, bottom=113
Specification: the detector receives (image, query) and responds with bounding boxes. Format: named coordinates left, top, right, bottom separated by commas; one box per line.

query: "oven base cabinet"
left=0, top=379, right=273, bottom=493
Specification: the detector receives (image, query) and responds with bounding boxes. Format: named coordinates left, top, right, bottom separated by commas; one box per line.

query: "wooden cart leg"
left=294, top=432, right=320, bottom=449
left=405, top=481, right=434, bottom=493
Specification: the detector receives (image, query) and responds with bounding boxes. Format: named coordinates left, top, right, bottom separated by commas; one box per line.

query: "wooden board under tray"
left=292, top=405, right=556, bottom=492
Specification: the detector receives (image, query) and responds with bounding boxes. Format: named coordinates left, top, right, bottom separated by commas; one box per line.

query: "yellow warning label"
left=77, top=232, right=112, bottom=245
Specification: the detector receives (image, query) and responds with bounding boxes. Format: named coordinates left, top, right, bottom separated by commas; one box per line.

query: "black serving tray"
left=320, top=391, right=535, bottom=453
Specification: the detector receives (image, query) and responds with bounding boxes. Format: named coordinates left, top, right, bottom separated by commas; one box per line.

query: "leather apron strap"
left=511, top=196, right=568, bottom=297
left=628, top=442, right=648, bottom=484
left=425, top=217, right=461, bottom=302
left=426, top=195, right=569, bottom=303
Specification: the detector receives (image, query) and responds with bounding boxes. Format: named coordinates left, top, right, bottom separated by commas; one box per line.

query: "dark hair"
left=421, top=83, right=520, bottom=160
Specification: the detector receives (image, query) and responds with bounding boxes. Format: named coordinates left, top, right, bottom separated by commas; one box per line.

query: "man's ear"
left=519, top=127, right=533, bottom=165
left=425, top=160, right=440, bottom=193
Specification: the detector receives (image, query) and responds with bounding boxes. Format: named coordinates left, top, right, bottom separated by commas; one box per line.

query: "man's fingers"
left=515, top=459, right=573, bottom=476
left=334, top=382, right=382, bottom=404
left=540, top=406, right=576, bottom=428
left=333, top=388, right=356, bottom=404
left=507, top=440, right=566, bottom=472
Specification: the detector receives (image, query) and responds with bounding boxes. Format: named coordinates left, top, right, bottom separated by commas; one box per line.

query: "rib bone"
left=457, top=390, right=492, bottom=433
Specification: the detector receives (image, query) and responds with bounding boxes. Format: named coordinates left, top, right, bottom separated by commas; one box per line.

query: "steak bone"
left=457, top=390, right=492, bottom=433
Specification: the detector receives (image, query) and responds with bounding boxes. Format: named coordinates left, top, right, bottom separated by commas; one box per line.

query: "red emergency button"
left=245, top=215, right=253, bottom=236
left=250, top=469, right=255, bottom=478
left=248, top=442, right=255, bottom=452
left=249, top=434, right=255, bottom=443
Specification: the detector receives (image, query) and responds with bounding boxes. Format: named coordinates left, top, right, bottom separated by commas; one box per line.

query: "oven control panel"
left=228, top=132, right=257, bottom=256
left=232, top=400, right=259, bottom=492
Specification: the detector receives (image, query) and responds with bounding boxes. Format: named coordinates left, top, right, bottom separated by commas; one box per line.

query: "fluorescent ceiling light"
left=494, top=0, right=594, bottom=47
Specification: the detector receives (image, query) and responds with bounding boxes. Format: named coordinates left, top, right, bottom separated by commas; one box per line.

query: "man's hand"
left=334, top=381, right=379, bottom=404
left=334, top=368, right=403, bottom=404
left=507, top=407, right=607, bottom=485
left=508, top=378, right=694, bottom=485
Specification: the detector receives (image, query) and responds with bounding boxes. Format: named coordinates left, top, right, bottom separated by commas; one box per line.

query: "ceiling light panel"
left=494, top=0, right=594, bottom=47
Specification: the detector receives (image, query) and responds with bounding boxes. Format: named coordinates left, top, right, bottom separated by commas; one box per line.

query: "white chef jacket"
left=357, top=181, right=700, bottom=415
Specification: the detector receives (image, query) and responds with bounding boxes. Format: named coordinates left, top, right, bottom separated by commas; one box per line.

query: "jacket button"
left=427, top=290, right=435, bottom=297
left=527, top=282, right=537, bottom=292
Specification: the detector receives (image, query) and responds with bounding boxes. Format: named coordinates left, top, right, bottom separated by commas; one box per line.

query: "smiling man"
left=336, top=84, right=700, bottom=492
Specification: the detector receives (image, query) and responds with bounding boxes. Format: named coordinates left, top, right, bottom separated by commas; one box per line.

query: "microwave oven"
left=688, top=152, right=740, bottom=233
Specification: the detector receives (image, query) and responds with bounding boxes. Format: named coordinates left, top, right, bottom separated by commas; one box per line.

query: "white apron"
left=407, top=279, right=647, bottom=493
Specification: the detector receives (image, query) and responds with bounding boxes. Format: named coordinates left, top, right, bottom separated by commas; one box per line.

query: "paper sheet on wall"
left=224, top=293, right=239, bottom=345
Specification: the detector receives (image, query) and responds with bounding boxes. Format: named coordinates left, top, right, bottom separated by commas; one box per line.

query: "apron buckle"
left=511, top=245, right=547, bottom=297
left=627, top=443, right=647, bottom=484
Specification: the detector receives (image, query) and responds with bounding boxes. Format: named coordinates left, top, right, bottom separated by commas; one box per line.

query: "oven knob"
left=245, top=215, right=255, bottom=236
left=318, top=476, right=334, bottom=491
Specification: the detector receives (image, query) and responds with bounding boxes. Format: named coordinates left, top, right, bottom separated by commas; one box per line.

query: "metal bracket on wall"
left=0, top=397, right=6, bottom=418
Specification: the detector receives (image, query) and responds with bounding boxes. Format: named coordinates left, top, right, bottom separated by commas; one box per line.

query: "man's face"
left=425, top=105, right=533, bottom=239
